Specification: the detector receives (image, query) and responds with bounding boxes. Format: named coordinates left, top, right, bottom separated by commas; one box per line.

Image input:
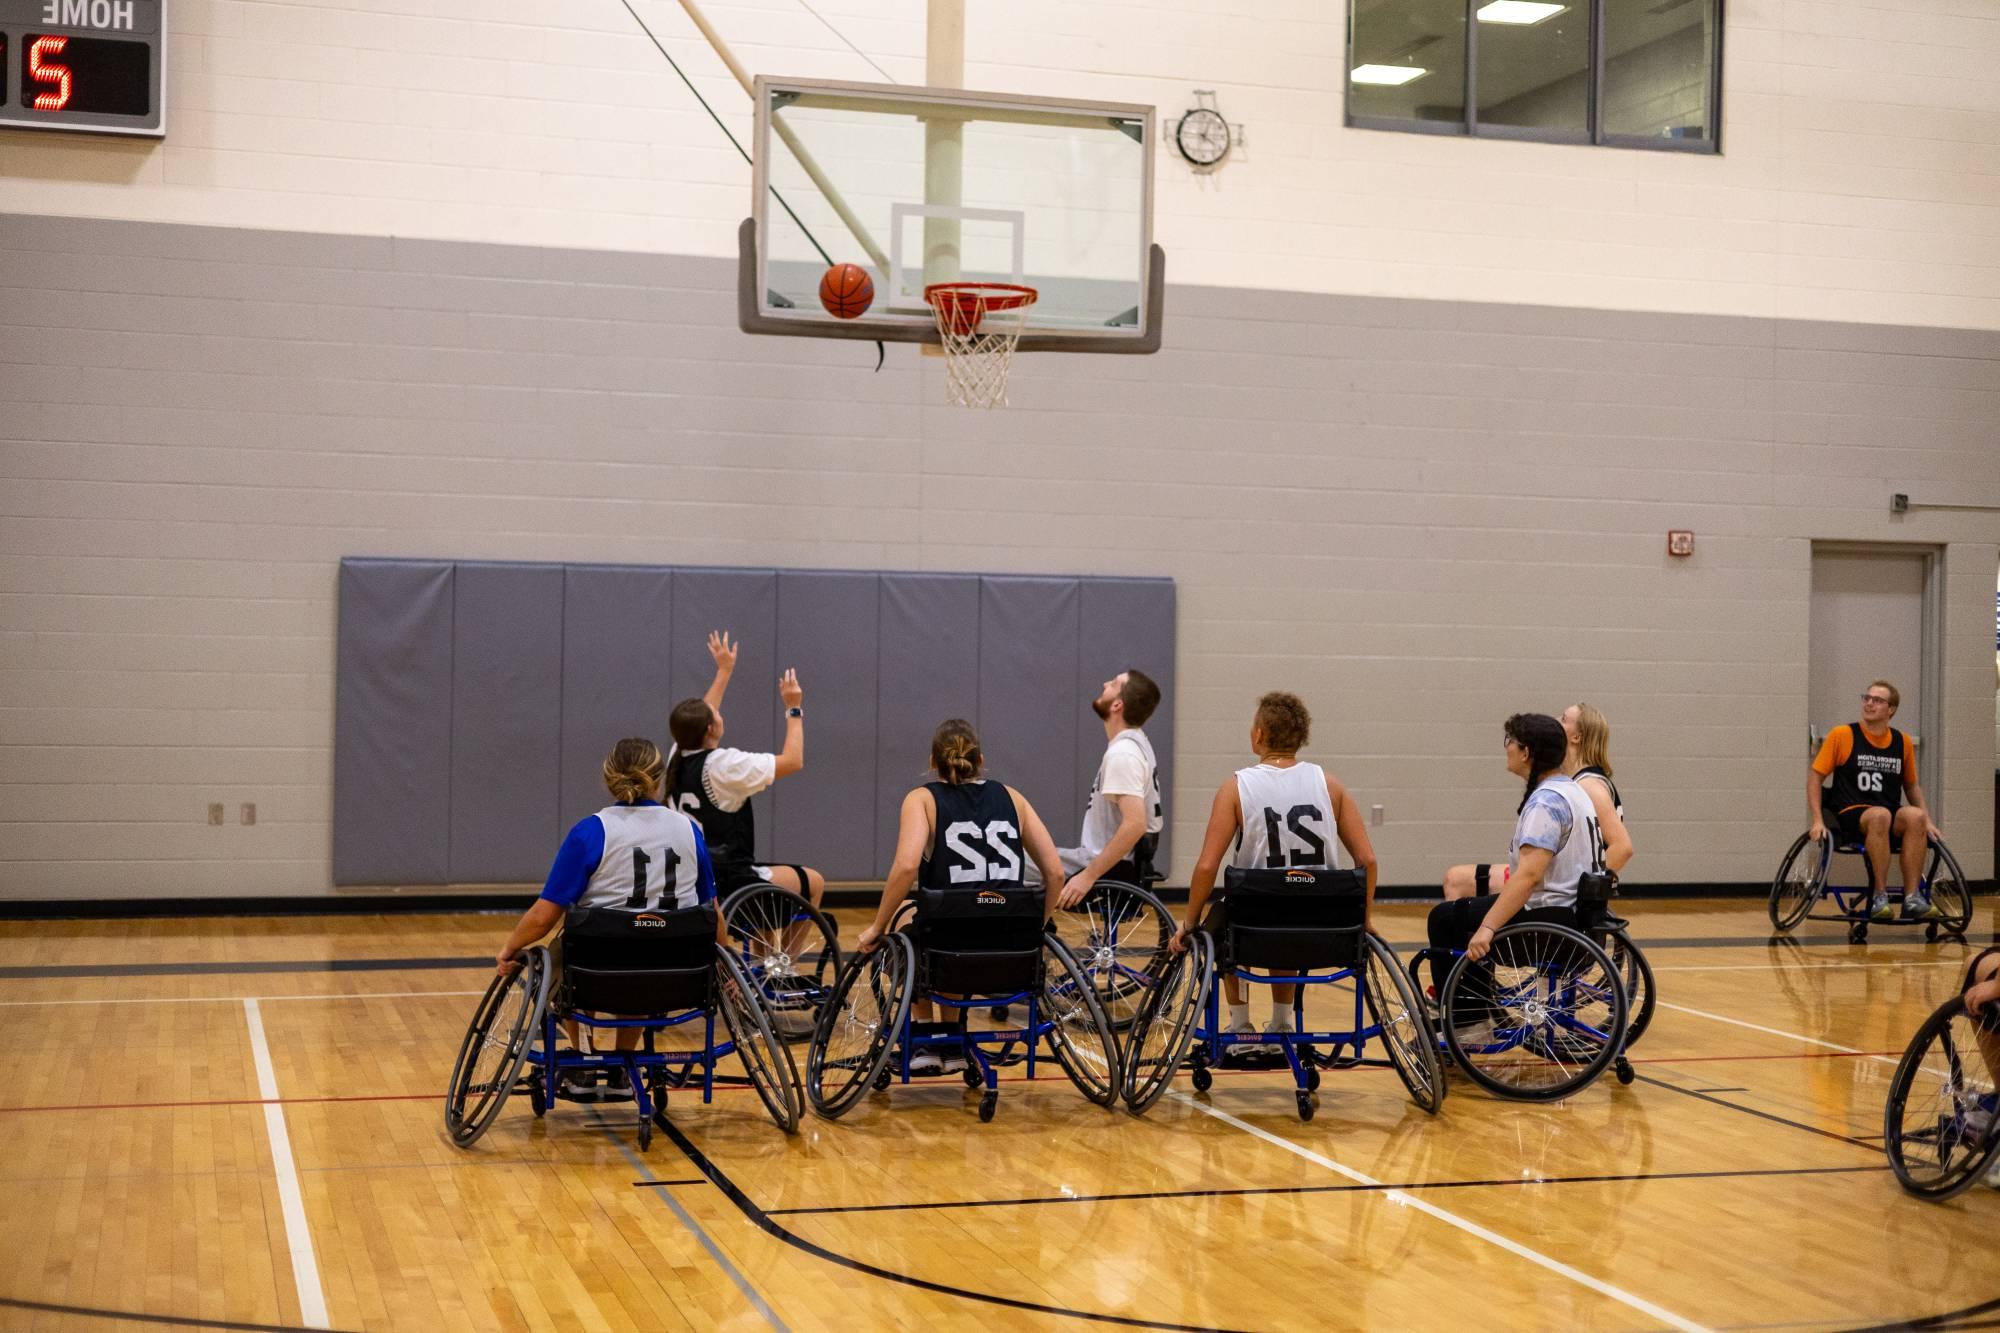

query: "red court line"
left=0, top=1047, right=1907, bottom=1116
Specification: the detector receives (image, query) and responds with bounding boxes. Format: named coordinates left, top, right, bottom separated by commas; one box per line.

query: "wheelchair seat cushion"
left=561, top=905, right=715, bottom=1015
left=912, top=886, right=1045, bottom=995
left=1217, top=867, right=1366, bottom=969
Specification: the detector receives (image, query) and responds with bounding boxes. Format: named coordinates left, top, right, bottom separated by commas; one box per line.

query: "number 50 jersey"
left=1231, top=762, right=1342, bottom=872
left=539, top=801, right=717, bottom=913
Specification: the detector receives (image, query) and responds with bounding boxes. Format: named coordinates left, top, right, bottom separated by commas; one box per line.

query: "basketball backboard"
left=740, top=77, right=1163, bottom=353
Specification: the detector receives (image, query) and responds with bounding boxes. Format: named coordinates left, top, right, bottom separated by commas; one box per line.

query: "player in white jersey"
left=1425, top=713, right=1599, bottom=1028
left=1170, top=692, right=1378, bottom=1036
left=1051, top=668, right=1166, bottom=907
left=493, top=738, right=721, bottom=1074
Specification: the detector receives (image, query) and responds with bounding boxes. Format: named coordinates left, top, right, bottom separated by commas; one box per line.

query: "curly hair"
left=1254, top=691, right=1311, bottom=754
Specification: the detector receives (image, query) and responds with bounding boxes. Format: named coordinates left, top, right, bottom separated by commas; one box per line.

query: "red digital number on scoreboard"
left=29, top=33, right=70, bottom=109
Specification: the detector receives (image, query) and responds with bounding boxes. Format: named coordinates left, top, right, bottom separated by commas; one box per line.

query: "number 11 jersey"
left=539, top=800, right=717, bottom=913
left=1232, top=762, right=1341, bottom=872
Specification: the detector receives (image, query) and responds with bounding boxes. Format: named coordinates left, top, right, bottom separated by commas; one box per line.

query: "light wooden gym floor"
left=1, top=898, right=1994, bottom=1332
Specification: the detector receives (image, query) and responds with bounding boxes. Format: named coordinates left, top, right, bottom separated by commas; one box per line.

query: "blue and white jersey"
left=539, top=800, right=716, bottom=913
left=1509, top=775, right=1600, bottom=911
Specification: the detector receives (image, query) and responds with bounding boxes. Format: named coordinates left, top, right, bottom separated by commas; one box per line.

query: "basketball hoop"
left=923, top=282, right=1037, bottom=408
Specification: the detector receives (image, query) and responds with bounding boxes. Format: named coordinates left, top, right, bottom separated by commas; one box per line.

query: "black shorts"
left=713, top=861, right=812, bottom=897
left=1834, top=806, right=1900, bottom=844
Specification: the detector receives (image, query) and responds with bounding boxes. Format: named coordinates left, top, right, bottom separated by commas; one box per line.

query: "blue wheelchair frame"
left=1179, top=868, right=1442, bottom=1120
left=528, top=999, right=737, bottom=1126
left=1771, top=805, right=1971, bottom=944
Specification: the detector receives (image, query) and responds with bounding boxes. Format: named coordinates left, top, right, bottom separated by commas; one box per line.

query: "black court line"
left=655, top=1117, right=1253, bottom=1333
left=0, top=957, right=485, bottom=980
left=631, top=1177, right=707, bottom=1187
left=1846, top=1295, right=2000, bottom=1332
left=1686, top=1086, right=1749, bottom=1094
left=760, top=1163, right=1887, bottom=1218
left=0, top=1296, right=351, bottom=1331
left=1633, top=1073, right=1883, bottom=1152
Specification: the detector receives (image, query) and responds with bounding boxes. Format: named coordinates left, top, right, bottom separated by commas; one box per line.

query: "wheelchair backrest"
left=913, top=885, right=1046, bottom=996
left=1219, top=866, right=1366, bottom=969
left=561, top=905, right=715, bottom=1014
left=1574, top=871, right=1620, bottom=930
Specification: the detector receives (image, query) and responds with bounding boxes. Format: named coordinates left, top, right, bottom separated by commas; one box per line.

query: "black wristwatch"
left=786, top=706, right=803, bottom=718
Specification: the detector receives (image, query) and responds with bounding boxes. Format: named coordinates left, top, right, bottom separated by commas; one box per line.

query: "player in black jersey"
left=1806, top=679, right=1939, bottom=920
left=664, top=630, right=824, bottom=910
left=853, top=718, right=1066, bottom=1075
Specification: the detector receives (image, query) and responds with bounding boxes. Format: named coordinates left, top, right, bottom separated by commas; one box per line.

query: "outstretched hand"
left=779, top=668, right=803, bottom=708
left=707, top=630, right=738, bottom=672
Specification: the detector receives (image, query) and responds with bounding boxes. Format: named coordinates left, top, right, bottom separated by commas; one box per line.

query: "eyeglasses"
left=1861, top=694, right=1893, bottom=706
left=1503, top=736, right=1523, bottom=749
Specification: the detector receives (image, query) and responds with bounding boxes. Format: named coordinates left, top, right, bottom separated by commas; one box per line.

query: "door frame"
left=1809, top=541, right=1944, bottom=823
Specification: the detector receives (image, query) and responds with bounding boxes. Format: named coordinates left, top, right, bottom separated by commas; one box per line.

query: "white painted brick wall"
left=5, top=1, right=2000, bottom=328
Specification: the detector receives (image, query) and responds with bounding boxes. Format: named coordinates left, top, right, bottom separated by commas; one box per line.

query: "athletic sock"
left=1228, top=1001, right=1251, bottom=1030
left=1266, top=1010, right=1295, bottom=1033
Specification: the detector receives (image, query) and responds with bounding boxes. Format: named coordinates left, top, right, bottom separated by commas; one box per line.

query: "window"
left=1346, top=0, right=1720, bottom=151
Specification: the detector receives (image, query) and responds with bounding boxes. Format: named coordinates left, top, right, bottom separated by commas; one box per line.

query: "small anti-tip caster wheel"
left=637, top=1120, right=653, bottom=1151
left=1296, top=1091, right=1315, bottom=1122
left=1848, top=922, right=1868, bottom=945
left=1614, top=1057, right=1635, bottom=1086
left=873, top=1068, right=893, bottom=1092
left=962, top=1066, right=982, bottom=1089
left=1305, top=1066, right=1321, bottom=1092
left=978, top=1092, right=998, bottom=1122
left=1191, top=1066, right=1213, bottom=1093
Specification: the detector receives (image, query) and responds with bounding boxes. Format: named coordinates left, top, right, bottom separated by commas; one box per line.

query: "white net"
left=925, top=285, right=1037, bottom=409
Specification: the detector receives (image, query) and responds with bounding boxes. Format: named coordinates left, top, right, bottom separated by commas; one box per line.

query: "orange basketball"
left=818, top=263, right=874, bottom=319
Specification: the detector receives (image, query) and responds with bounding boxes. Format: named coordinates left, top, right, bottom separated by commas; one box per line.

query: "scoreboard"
left=0, top=0, right=163, bottom=136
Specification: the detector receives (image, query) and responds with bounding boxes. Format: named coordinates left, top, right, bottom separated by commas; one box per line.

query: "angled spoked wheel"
left=806, top=932, right=914, bottom=1119
left=715, top=946, right=805, bottom=1133
left=445, top=946, right=552, bottom=1148
left=1040, top=936, right=1121, bottom=1106
left=1768, top=832, right=1828, bottom=933
left=1885, top=995, right=2000, bottom=1201
left=1441, top=923, right=1627, bottom=1102
left=721, top=883, right=843, bottom=1042
left=1920, top=840, right=1974, bottom=942
left=1360, top=934, right=1445, bottom=1114
left=1606, top=927, right=1656, bottom=1051
left=1052, top=879, right=1175, bottom=1032
left=1122, top=932, right=1213, bottom=1114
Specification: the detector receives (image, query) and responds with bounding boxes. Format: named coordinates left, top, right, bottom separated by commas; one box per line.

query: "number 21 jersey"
left=1232, top=762, right=1341, bottom=872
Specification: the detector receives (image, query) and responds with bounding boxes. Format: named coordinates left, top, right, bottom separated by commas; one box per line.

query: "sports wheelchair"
left=805, top=885, right=1120, bottom=1122
left=1769, top=804, right=1972, bottom=944
left=1048, top=873, right=1176, bottom=1032
left=1120, top=868, right=1445, bottom=1122
left=1406, top=882, right=1633, bottom=1101
left=444, top=905, right=803, bottom=1151
left=719, top=881, right=845, bottom=1042
left=1884, top=992, right=2000, bottom=1201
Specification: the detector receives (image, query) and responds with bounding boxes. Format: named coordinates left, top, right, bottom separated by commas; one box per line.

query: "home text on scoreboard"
left=0, top=0, right=164, bottom=136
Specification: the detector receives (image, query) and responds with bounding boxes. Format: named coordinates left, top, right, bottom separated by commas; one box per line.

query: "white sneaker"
left=1262, top=1018, right=1296, bottom=1036
left=907, top=1049, right=942, bottom=1076
left=940, top=1050, right=968, bottom=1075
left=1225, top=1017, right=1257, bottom=1036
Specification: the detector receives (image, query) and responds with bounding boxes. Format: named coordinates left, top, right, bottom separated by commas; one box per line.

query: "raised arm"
left=1326, top=776, right=1379, bottom=930
left=772, top=669, right=805, bottom=779
left=702, top=630, right=737, bottom=711
left=1172, top=781, right=1242, bottom=951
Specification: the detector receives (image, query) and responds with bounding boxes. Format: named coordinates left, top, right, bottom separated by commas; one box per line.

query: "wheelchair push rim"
left=715, top=945, right=806, bottom=1133
left=1768, top=831, right=1827, bottom=933
left=1122, top=932, right=1213, bottom=1115
left=1052, top=879, right=1175, bottom=1033
left=1040, top=935, right=1122, bottom=1106
left=444, top=947, right=551, bottom=1148
left=1883, top=994, right=2000, bottom=1201
left=721, top=882, right=844, bottom=1042
left=1441, top=922, right=1628, bottom=1102
left=1361, top=933, right=1446, bottom=1114
left=1922, top=839, right=1974, bottom=936
left=806, top=931, right=915, bottom=1119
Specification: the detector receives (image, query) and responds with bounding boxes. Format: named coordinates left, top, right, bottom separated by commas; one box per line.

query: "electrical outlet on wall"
left=207, top=803, right=224, bottom=826
left=240, top=803, right=257, bottom=826
left=1371, top=804, right=1384, bottom=827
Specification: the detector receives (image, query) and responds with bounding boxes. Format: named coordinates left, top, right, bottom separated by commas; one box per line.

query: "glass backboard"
left=742, top=77, right=1161, bottom=352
